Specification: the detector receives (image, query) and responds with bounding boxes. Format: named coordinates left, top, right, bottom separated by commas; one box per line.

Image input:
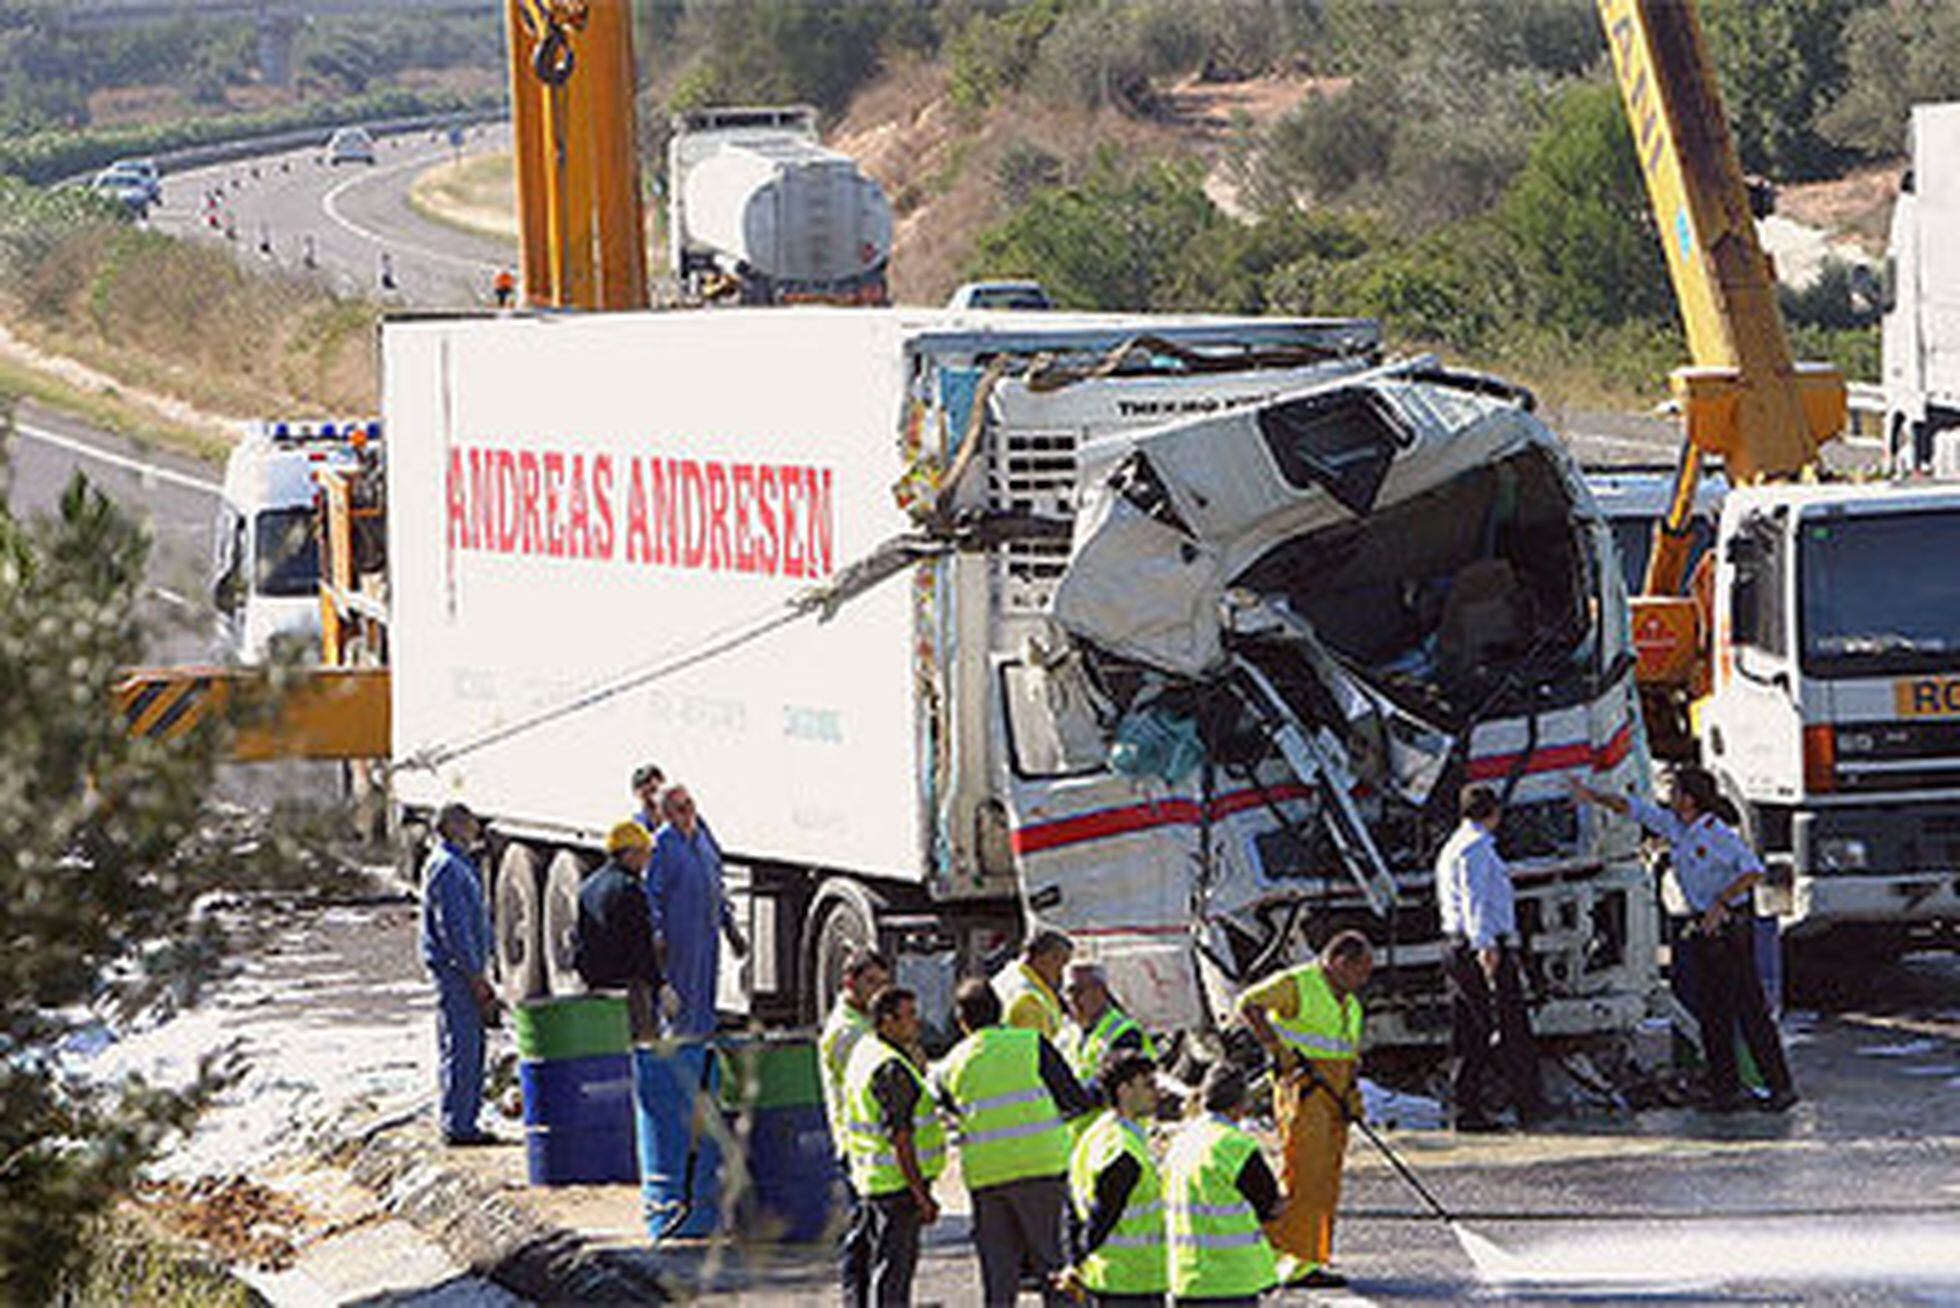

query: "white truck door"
left=991, top=649, right=1212, bottom=1033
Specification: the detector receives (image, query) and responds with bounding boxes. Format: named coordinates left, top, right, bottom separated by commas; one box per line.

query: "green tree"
left=969, top=148, right=1222, bottom=311
left=1702, top=0, right=1860, bottom=179
left=0, top=429, right=308, bottom=1300
left=1822, top=1, right=1960, bottom=157
left=1500, top=81, right=1673, bottom=331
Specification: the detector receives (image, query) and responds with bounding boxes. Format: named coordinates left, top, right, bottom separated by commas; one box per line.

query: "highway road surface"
left=150, top=123, right=516, bottom=310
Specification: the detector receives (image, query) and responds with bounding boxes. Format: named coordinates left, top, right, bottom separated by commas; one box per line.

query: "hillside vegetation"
left=647, top=0, right=1945, bottom=399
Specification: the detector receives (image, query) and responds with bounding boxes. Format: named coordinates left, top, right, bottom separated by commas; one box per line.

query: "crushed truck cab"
left=1009, top=362, right=1659, bottom=1043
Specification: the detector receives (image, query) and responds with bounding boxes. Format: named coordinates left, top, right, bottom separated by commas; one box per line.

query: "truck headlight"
left=1815, top=837, right=1869, bottom=871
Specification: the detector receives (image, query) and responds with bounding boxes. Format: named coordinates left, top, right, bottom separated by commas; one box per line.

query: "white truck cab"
left=212, top=420, right=377, bottom=663
left=1702, top=480, right=1960, bottom=954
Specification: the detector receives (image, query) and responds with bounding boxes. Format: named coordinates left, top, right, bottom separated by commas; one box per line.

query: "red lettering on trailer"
left=517, top=452, right=542, bottom=553
left=542, top=451, right=566, bottom=558
left=680, top=460, right=707, bottom=568
left=624, top=458, right=650, bottom=563
left=591, top=455, right=616, bottom=559
left=494, top=450, right=519, bottom=551
left=782, top=464, right=804, bottom=578
left=446, top=449, right=468, bottom=549
left=565, top=452, right=591, bottom=559
left=706, top=462, right=732, bottom=572
left=808, top=467, right=834, bottom=576
left=755, top=466, right=780, bottom=572
left=650, top=458, right=675, bottom=565
left=443, top=442, right=833, bottom=578
left=732, top=465, right=757, bottom=574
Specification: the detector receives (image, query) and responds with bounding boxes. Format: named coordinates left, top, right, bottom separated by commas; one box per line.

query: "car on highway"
left=90, top=160, right=160, bottom=212
left=945, top=279, right=1052, bottom=310
left=326, top=126, right=378, bottom=166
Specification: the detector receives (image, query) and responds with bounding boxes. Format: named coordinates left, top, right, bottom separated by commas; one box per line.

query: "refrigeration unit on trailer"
left=382, top=306, right=1661, bottom=1049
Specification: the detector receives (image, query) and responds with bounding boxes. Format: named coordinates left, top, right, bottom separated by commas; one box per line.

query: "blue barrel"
left=723, top=1037, right=845, bottom=1243
left=516, top=996, right=637, bottom=1186
left=636, top=1043, right=723, bottom=1239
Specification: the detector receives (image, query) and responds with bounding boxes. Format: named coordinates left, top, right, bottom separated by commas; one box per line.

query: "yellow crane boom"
left=505, top=0, right=646, bottom=310
left=1599, top=0, right=1844, bottom=593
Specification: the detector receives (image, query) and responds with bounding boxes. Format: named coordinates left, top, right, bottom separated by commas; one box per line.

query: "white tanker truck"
left=667, top=106, right=894, bottom=306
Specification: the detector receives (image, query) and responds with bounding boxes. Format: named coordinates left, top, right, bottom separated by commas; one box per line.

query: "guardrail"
left=58, top=106, right=507, bottom=189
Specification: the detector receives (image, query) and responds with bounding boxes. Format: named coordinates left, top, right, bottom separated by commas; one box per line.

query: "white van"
left=211, top=420, right=377, bottom=663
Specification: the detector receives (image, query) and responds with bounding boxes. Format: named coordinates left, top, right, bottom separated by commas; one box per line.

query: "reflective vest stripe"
left=960, top=1115, right=1066, bottom=1147
left=1168, top=1228, right=1267, bottom=1250
left=966, top=1086, right=1048, bottom=1114
left=1275, top=1028, right=1352, bottom=1055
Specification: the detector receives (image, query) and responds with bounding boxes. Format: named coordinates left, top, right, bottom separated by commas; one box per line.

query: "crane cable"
left=397, top=532, right=951, bottom=775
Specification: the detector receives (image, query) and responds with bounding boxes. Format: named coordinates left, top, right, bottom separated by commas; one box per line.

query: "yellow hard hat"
left=606, top=820, right=652, bottom=855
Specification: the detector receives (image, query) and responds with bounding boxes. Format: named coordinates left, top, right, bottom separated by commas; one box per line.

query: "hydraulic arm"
left=505, top=0, right=646, bottom=309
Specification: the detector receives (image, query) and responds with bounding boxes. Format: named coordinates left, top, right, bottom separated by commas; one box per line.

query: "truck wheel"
left=541, top=849, right=594, bottom=997
left=803, top=879, right=879, bottom=1024
left=494, top=842, right=545, bottom=1006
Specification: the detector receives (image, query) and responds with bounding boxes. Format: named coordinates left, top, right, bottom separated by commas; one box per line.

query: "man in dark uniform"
left=573, top=820, right=661, bottom=1039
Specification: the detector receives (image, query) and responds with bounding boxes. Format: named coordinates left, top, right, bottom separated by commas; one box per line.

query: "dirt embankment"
left=831, top=62, right=1323, bottom=303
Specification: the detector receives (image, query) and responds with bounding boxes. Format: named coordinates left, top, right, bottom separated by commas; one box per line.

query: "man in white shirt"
left=1433, top=784, right=1541, bottom=1130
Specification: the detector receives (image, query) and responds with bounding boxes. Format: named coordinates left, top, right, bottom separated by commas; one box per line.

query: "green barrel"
left=515, top=993, right=633, bottom=1061
left=720, top=1035, right=844, bottom=1243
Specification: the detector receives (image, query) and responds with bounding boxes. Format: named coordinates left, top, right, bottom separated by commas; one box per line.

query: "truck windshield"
left=1801, top=509, right=1960, bottom=677
left=255, top=507, right=320, bottom=597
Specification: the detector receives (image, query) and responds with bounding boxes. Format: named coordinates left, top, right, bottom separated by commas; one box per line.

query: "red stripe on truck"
left=444, top=444, right=834, bottom=578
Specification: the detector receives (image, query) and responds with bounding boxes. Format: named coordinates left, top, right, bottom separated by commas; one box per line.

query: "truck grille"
left=992, top=429, right=1077, bottom=612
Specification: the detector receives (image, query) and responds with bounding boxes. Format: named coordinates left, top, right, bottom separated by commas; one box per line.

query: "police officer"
left=997, top=928, right=1073, bottom=1039
left=1059, top=1050, right=1168, bottom=1307
left=1164, top=1063, right=1282, bottom=1306
left=934, top=977, right=1096, bottom=1306
left=1434, top=784, right=1542, bottom=1130
left=1570, top=768, right=1798, bottom=1112
left=1235, top=932, right=1371, bottom=1290
left=823, top=949, right=894, bottom=1298
left=842, top=986, right=945, bottom=1306
left=418, top=802, right=497, bottom=1146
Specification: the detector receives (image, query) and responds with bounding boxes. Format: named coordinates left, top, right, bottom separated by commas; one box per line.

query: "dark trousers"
left=1687, top=917, right=1793, bottom=1101
left=1446, top=941, right=1541, bottom=1123
left=972, top=1175, right=1068, bottom=1307
left=838, top=1173, right=871, bottom=1301
left=845, top=1189, right=924, bottom=1307
left=432, top=969, right=485, bottom=1140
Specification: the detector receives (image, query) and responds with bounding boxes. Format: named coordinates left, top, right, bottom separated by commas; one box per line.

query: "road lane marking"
left=14, top=420, right=222, bottom=496
left=321, top=150, right=510, bottom=276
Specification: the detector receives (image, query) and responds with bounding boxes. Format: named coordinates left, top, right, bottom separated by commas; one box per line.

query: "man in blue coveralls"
left=645, top=783, right=746, bottom=1037
left=419, top=802, right=499, bottom=1145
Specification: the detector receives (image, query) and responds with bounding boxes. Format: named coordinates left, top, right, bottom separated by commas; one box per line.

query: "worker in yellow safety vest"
left=1164, top=1062, right=1283, bottom=1306
left=841, top=985, right=945, bottom=1307
left=933, top=976, right=1096, bottom=1306
left=822, top=948, right=893, bottom=1298
left=995, top=927, right=1072, bottom=1039
left=1057, top=1049, right=1168, bottom=1306
left=1063, top=961, right=1159, bottom=1084
left=1236, top=930, right=1373, bottom=1292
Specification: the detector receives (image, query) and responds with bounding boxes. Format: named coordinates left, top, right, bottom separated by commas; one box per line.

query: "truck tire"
left=542, top=849, right=595, bottom=997
left=802, top=878, right=879, bottom=1024
left=494, top=842, right=546, bottom=1006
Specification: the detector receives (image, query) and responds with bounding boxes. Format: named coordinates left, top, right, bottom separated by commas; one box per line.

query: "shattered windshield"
left=255, top=507, right=320, bottom=598
left=1233, top=447, right=1594, bottom=722
left=1801, top=509, right=1960, bottom=677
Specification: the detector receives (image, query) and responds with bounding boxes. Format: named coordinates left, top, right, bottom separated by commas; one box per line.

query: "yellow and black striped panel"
left=116, top=672, right=221, bottom=742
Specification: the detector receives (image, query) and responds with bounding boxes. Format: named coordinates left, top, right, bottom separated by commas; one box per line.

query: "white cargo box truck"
left=1884, top=102, right=1960, bottom=474
left=384, top=307, right=1660, bottom=1049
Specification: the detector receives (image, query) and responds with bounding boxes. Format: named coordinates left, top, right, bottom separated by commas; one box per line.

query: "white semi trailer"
left=383, top=306, right=1661, bottom=1048
left=1884, top=102, right=1960, bottom=476
left=667, top=106, right=894, bottom=306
